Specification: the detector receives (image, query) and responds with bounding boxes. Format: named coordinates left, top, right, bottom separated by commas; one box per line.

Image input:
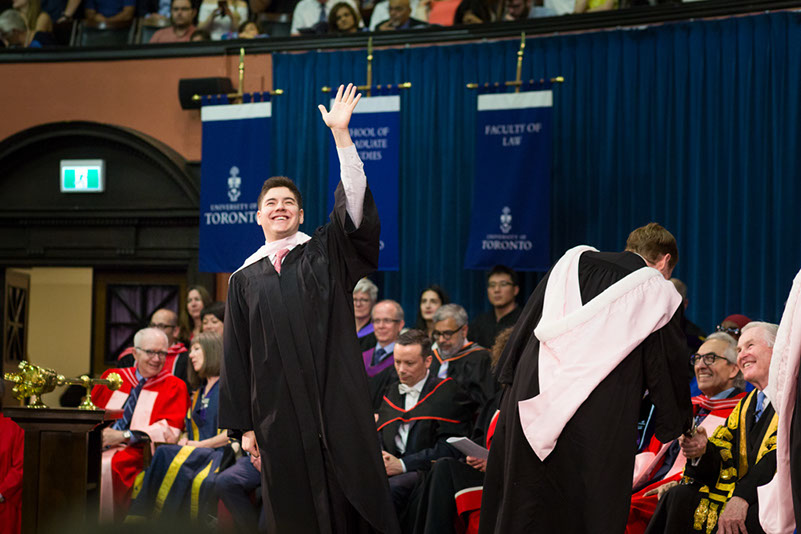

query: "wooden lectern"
left=5, top=407, right=111, bottom=534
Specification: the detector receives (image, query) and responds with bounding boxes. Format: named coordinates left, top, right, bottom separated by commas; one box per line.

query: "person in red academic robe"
left=0, top=383, right=24, bottom=534
left=626, top=332, right=746, bottom=534
left=91, top=327, right=189, bottom=521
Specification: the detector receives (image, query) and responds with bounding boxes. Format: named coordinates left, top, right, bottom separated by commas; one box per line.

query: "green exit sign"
left=60, top=159, right=105, bottom=193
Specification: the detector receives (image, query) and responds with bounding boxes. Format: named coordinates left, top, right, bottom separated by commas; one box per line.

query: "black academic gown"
left=479, top=251, right=692, bottom=534
left=377, top=373, right=473, bottom=472
left=430, top=342, right=498, bottom=415
left=219, top=183, right=400, bottom=534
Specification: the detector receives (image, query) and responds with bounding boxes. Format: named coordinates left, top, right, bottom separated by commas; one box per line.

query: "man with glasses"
left=91, top=327, right=189, bottom=521
left=148, top=0, right=197, bottom=42
left=431, top=304, right=497, bottom=414
left=366, top=300, right=406, bottom=407
left=628, top=332, right=746, bottom=532
left=645, top=322, right=779, bottom=534
left=116, top=308, right=189, bottom=386
left=468, top=265, right=522, bottom=350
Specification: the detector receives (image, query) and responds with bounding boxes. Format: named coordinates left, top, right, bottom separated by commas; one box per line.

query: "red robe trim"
left=0, top=414, right=24, bottom=534
left=91, top=366, right=189, bottom=522
left=625, top=392, right=746, bottom=534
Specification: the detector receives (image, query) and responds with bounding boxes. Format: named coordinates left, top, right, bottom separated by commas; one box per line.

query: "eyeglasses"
left=488, top=281, right=515, bottom=289
left=149, top=322, right=177, bottom=330
left=136, top=347, right=168, bottom=359
left=690, top=352, right=728, bottom=366
left=373, top=318, right=400, bottom=325
left=715, top=325, right=741, bottom=337
left=432, top=327, right=464, bottom=339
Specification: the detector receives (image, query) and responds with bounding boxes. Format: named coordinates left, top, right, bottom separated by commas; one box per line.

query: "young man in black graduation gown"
left=218, top=84, right=400, bottom=534
left=479, top=223, right=693, bottom=534
left=376, top=329, right=473, bottom=517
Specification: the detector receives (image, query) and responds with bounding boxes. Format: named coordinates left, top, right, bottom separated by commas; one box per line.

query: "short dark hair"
left=170, top=0, right=192, bottom=9
left=625, top=222, right=679, bottom=269
left=487, top=265, right=519, bottom=286
left=396, top=329, right=432, bottom=360
left=200, top=301, right=225, bottom=324
left=257, top=176, right=303, bottom=210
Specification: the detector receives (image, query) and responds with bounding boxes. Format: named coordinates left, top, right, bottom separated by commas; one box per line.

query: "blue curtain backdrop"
left=271, top=11, right=801, bottom=333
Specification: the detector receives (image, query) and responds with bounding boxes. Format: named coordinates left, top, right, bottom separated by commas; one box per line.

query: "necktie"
left=398, top=383, right=415, bottom=396
left=273, top=248, right=290, bottom=274
left=113, top=377, right=146, bottom=431
left=372, top=347, right=387, bottom=367
left=318, top=2, right=326, bottom=23
left=754, top=391, right=766, bottom=422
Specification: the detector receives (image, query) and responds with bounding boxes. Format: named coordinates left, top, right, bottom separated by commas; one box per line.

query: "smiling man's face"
left=256, top=186, right=304, bottom=242
left=737, top=326, right=773, bottom=391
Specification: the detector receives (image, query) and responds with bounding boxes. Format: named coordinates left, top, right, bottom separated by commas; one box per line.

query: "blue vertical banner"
left=328, top=95, right=400, bottom=271
left=199, top=102, right=271, bottom=273
left=464, top=91, right=553, bottom=271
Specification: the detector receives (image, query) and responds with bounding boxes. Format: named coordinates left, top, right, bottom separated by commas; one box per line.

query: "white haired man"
left=645, top=322, right=779, bottom=534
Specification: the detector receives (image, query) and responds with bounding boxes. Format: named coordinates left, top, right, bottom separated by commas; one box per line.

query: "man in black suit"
left=377, top=329, right=473, bottom=515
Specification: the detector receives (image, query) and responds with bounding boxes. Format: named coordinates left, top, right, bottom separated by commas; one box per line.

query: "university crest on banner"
left=199, top=102, right=272, bottom=273
left=464, top=89, right=553, bottom=271
left=327, top=94, right=401, bottom=271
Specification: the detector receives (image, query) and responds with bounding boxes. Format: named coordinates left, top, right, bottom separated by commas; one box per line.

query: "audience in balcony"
left=14, top=0, right=52, bottom=33
left=148, top=0, right=195, bottom=42
left=327, top=1, right=362, bottom=32
left=289, top=0, right=358, bottom=35
left=196, top=0, right=247, bottom=40
left=375, top=0, right=427, bottom=29
left=0, top=7, right=50, bottom=45
left=190, top=27, right=210, bottom=39
left=84, top=0, right=134, bottom=25
left=574, top=0, right=615, bottom=12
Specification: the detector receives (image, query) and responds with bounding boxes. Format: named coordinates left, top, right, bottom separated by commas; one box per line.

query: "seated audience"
left=431, top=304, right=497, bottom=413
left=185, top=285, right=213, bottom=341
left=196, top=0, right=248, bottom=40
left=117, top=308, right=189, bottom=386
left=376, top=329, right=473, bottom=514
left=414, top=285, right=448, bottom=339
left=406, top=327, right=512, bottom=534
left=289, top=0, right=358, bottom=35
left=365, top=300, right=405, bottom=407
left=501, top=0, right=529, bottom=19
left=369, top=0, right=426, bottom=30
left=452, top=0, right=487, bottom=24
left=528, top=0, right=557, bottom=16
left=627, top=332, right=746, bottom=533
left=0, top=381, right=24, bottom=534
left=14, top=0, right=51, bottom=35
left=468, top=265, right=522, bottom=350
left=573, top=0, right=615, bottom=11
left=91, top=327, right=189, bottom=521
left=200, top=301, right=225, bottom=336
left=190, top=28, right=210, bottom=40
left=216, top=455, right=263, bottom=531
left=327, top=1, right=361, bottom=33
left=0, top=8, right=48, bottom=46
left=375, top=0, right=428, bottom=30
left=127, top=332, right=229, bottom=523
left=354, top=278, right=379, bottom=352
left=84, top=0, right=134, bottom=26
left=645, top=322, right=779, bottom=534
left=715, top=313, right=751, bottom=340
left=148, top=0, right=195, bottom=42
